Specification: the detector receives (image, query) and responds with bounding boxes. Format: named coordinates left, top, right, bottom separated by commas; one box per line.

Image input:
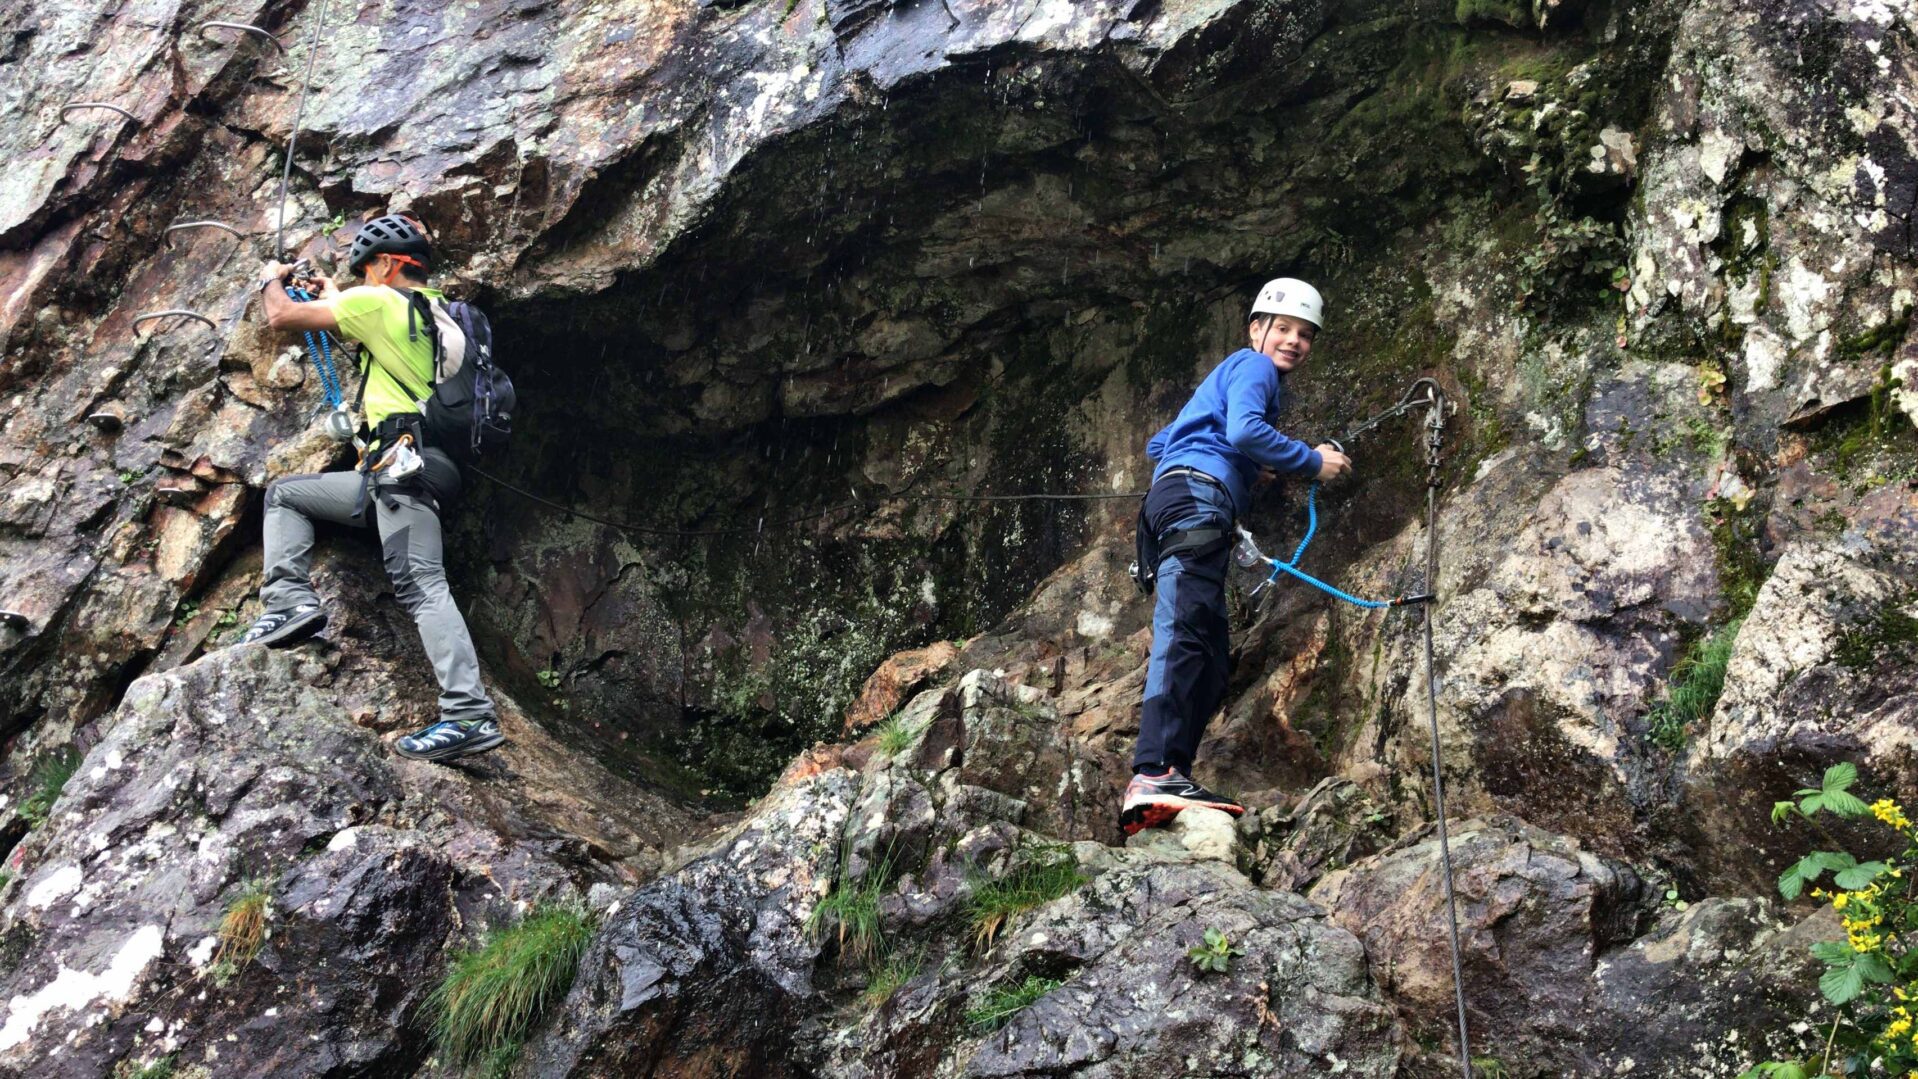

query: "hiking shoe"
left=395, top=717, right=504, bottom=762
left=1119, top=769, right=1246, bottom=836
left=237, top=604, right=328, bottom=648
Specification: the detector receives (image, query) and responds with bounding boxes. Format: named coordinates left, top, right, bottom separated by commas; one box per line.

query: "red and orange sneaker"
left=1119, top=769, right=1245, bottom=836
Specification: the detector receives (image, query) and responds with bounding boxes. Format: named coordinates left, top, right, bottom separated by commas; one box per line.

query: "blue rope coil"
left=1260, top=483, right=1427, bottom=611
left=285, top=287, right=343, bottom=408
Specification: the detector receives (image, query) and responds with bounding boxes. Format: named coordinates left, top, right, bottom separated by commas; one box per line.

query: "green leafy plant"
left=1471, top=1058, right=1510, bottom=1079
left=429, top=902, right=596, bottom=1071
left=1662, top=887, right=1691, bottom=913
left=965, top=844, right=1088, bottom=949
left=1646, top=618, right=1743, bottom=749
left=112, top=1056, right=176, bottom=1079
left=535, top=668, right=562, bottom=690
left=18, top=747, right=81, bottom=828
left=173, top=600, right=200, bottom=627
left=1187, top=927, right=1244, bottom=975
left=118, top=469, right=140, bottom=485
left=806, top=850, right=896, bottom=966
left=1742, top=764, right=1918, bottom=1075
left=964, top=975, right=1061, bottom=1031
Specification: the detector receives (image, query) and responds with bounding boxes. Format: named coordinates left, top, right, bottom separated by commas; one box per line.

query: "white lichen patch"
left=26, top=865, right=83, bottom=910
left=0, top=924, right=165, bottom=1050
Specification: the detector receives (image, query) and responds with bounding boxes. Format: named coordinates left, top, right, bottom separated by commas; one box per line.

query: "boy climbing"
left=1120, top=278, right=1351, bottom=835
left=237, top=213, right=504, bottom=763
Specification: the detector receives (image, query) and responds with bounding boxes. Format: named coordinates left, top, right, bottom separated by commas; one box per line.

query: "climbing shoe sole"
left=1119, top=792, right=1247, bottom=837
left=1119, top=801, right=1187, bottom=836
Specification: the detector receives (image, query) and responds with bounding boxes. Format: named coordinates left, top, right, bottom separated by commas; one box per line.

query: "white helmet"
left=1250, top=278, right=1324, bottom=329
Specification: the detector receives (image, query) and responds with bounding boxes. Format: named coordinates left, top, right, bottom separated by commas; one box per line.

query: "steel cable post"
left=276, top=0, right=329, bottom=258
left=1416, top=388, right=1472, bottom=1078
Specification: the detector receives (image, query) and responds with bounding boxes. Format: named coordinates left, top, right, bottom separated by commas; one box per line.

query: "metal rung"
left=133, top=310, right=217, bottom=332
left=0, top=611, right=28, bottom=631
left=60, top=102, right=139, bottom=124
left=164, top=220, right=245, bottom=246
left=198, top=21, right=285, bottom=51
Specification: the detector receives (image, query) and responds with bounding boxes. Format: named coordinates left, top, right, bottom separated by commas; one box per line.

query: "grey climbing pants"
left=259, top=461, right=495, bottom=723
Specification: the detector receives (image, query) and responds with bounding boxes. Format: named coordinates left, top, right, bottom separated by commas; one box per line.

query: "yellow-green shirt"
left=334, top=285, right=442, bottom=430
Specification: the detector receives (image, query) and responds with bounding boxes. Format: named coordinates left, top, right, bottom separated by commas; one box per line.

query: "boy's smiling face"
left=1251, top=313, right=1317, bottom=374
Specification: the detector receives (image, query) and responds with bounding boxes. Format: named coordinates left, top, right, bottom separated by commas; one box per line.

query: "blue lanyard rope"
left=1258, top=483, right=1428, bottom=610
left=284, top=287, right=343, bottom=408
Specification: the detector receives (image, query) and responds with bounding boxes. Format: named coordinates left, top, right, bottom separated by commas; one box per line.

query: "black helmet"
left=347, top=214, right=432, bottom=274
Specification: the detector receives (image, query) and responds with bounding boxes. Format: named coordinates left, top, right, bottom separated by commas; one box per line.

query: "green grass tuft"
left=18, top=747, right=81, bottom=828
left=965, top=844, right=1088, bottom=949
left=861, top=946, right=924, bottom=1008
left=430, top=902, right=596, bottom=1069
left=1647, top=618, right=1743, bottom=749
left=208, top=878, right=272, bottom=982
left=965, top=975, right=1062, bottom=1031
left=874, top=714, right=921, bottom=757
left=805, top=851, right=896, bottom=966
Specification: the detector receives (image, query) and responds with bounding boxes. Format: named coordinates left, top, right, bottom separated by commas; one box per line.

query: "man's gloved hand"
left=1313, top=443, right=1353, bottom=482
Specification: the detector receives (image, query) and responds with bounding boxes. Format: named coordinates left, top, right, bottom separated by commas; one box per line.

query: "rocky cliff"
left=0, top=0, right=1913, bottom=1074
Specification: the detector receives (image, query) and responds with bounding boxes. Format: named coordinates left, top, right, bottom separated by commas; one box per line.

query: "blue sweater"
left=1147, top=349, right=1323, bottom=517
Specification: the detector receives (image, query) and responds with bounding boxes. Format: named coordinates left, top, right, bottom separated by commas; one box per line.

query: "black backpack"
left=382, top=288, right=516, bottom=462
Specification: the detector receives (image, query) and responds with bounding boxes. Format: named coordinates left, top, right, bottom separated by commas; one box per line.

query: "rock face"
left=535, top=671, right=1404, bottom=1077
left=0, top=546, right=691, bottom=1077
left=0, top=0, right=1912, bottom=1073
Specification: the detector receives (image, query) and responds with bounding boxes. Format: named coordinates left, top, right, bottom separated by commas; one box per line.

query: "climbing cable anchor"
left=0, top=611, right=29, bottom=631
left=274, top=0, right=330, bottom=258
left=59, top=102, right=139, bottom=125
left=132, top=310, right=217, bottom=333
left=1241, top=376, right=1472, bottom=1075
left=197, top=21, right=285, bottom=51
left=164, top=221, right=246, bottom=247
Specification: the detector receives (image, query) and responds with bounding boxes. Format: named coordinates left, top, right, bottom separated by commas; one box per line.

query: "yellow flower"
left=1890, top=1017, right=1913, bottom=1039
left=1834, top=892, right=1851, bottom=910
left=1872, top=799, right=1911, bottom=828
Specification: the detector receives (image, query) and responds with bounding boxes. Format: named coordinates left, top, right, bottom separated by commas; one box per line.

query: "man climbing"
left=237, top=213, right=504, bottom=763
left=1120, top=278, right=1352, bottom=835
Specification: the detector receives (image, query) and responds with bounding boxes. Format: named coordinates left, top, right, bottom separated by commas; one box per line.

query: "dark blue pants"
left=1133, top=473, right=1234, bottom=773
